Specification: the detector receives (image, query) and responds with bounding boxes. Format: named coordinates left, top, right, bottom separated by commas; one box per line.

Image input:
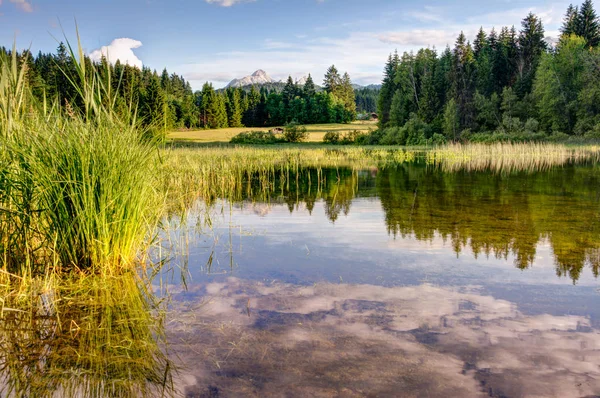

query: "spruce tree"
left=561, top=4, right=580, bottom=37
left=323, top=65, right=341, bottom=95
left=577, top=0, right=600, bottom=46
left=282, top=76, right=298, bottom=105
left=474, top=27, right=488, bottom=57
left=341, top=72, right=357, bottom=121
left=377, top=51, right=400, bottom=126
left=303, top=74, right=316, bottom=98
left=452, top=32, right=476, bottom=130
left=517, top=13, right=546, bottom=96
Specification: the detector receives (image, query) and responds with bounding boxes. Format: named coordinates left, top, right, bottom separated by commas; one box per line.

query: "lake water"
left=167, top=162, right=600, bottom=397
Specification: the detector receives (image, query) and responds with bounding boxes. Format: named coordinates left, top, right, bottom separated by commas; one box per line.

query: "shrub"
left=381, top=126, right=407, bottom=145
left=323, top=131, right=341, bottom=144
left=283, top=122, right=309, bottom=142
left=524, top=118, right=540, bottom=134
left=429, top=133, right=447, bottom=145
left=341, top=130, right=366, bottom=144
left=230, top=131, right=283, bottom=144
left=404, top=115, right=429, bottom=145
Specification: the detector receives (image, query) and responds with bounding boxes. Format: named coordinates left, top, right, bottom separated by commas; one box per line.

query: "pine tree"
left=577, top=0, right=600, bottom=46
left=303, top=74, right=316, bottom=98
left=517, top=13, right=546, bottom=96
left=323, top=65, right=341, bottom=95
left=561, top=4, right=580, bottom=37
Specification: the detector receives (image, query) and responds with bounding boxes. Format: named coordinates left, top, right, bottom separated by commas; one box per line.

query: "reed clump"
left=0, top=37, right=172, bottom=397
left=426, top=142, right=600, bottom=173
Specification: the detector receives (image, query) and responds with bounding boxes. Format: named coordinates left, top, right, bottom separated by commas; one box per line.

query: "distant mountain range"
left=225, top=70, right=380, bottom=90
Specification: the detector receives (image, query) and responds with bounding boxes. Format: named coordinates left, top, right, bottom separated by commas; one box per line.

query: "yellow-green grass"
left=168, top=120, right=377, bottom=143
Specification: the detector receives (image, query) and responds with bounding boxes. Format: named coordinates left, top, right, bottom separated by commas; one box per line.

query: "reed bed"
left=161, top=146, right=415, bottom=210
left=0, top=38, right=172, bottom=397
left=427, top=142, right=600, bottom=173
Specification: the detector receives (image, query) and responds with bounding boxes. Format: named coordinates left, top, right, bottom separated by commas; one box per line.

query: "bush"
left=283, top=122, right=309, bottom=142
left=429, top=133, right=447, bottom=145
left=356, top=129, right=385, bottom=145
left=323, top=131, right=341, bottom=144
left=230, top=131, right=283, bottom=144
left=404, top=115, right=429, bottom=145
left=381, top=126, right=407, bottom=145
left=341, top=130, right=366, bottom=144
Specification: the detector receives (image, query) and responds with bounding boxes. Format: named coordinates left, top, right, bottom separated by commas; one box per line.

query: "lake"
left=165, top=160, right=600, bottom=397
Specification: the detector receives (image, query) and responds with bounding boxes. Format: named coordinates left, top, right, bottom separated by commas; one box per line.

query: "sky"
left=0, top=0, right=578, bottom=90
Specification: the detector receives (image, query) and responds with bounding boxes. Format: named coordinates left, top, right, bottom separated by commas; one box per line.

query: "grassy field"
left=168, top=120, right=378, bottom=143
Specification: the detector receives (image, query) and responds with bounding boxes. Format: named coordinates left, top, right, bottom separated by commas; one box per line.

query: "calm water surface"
left=168, top=162, right=600, bottom=397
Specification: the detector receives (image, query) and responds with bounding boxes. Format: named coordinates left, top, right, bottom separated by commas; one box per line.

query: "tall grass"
left=0, top=37, right=172, bottom=396
left=161, top=146, right=415, bottom=210
left=427, top=142, right=600, bottom=173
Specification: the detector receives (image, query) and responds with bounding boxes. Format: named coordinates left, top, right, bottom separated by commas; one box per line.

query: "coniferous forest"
left=0, top=41, right=358, bottom=130
left=376, top=0, right=600, bottom=144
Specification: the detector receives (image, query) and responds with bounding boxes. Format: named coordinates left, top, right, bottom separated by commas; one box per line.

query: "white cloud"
left=89, top=38, right=143, bottom=69
left=177, top=2, right=575, bottom=90
left=1, top=0, right=34, bottom=12
left=205, top=0, right=254, bottom=6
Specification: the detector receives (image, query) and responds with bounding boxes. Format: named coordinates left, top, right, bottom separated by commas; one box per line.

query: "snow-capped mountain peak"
left=226, top=70, right=274, bottom=88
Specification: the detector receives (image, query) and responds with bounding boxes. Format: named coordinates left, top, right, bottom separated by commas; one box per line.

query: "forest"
left=376, top=0, right=600, bottom=144
left=199, top=67, right=357, bottom=129
left=0, top=43, right=358, bottom=131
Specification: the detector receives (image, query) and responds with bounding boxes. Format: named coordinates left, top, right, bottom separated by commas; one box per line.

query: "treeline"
left=377, top=0, right=600, bottom=144
left=198, top=66, right=357, bottom=129
left=0, top=44, right=358, bottom=130
left=355, top=87, right=379, bottom=114
left=1, top=43, right=199, bottom=130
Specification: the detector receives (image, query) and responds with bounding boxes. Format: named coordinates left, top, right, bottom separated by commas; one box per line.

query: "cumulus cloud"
left=204, top=0, right=254, bottom=6
left=89, top=38, right=143, bottom=68
left=170, top=278, right=600, bottom=397
left=0, top=0, right=34, bottom=12
left=176, top=2, right=574, bottom=89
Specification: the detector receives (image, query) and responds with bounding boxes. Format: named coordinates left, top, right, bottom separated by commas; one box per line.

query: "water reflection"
left=0, top=273, right=172, bottom=397
left=171, top=278, right=600, bottom=398
left=209, top=163, right=600, bottom=282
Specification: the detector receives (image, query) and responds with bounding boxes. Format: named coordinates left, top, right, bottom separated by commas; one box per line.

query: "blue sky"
left=0, top=0, right=576, bottom=89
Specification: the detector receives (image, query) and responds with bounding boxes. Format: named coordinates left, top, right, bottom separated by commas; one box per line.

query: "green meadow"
left=167, top=120, right=377, bottom=143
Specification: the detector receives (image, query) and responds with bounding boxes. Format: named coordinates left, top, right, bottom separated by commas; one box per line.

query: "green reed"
left=161, top=146, right=415, bottom=211
left=426, top=142, right=600, bottom=173
left=0, top=36, right=172, bottom=397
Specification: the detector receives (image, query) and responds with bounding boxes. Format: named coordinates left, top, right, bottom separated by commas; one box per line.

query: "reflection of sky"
left=170, top=279, right=600, bottom=398
left=159, top=197, right=600, bottom=325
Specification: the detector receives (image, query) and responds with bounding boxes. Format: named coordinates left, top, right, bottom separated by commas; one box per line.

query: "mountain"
left=295, top=76, right=308, bottom=86
left=226, top=70, right=276, bottom=88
